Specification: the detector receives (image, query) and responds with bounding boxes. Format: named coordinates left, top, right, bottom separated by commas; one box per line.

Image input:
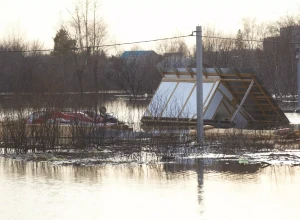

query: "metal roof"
left=120, top=50, right=158, bottom=59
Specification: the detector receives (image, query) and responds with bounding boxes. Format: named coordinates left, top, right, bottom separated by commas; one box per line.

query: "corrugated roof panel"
left=147, top=82, right=177, bottom=117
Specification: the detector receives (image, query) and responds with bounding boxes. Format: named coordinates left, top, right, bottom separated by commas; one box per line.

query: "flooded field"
left=1, top=157, right=300, bottom=220
left=1, top=95, right=300, bottom=219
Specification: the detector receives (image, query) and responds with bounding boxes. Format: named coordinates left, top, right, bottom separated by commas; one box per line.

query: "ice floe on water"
left=285, top=112, right=300, bottom=125
left=183, top=149, right=300, bottom=166
left=3, top=145, right=300, bottom=167
left=50, top=149, right=300, bottom=166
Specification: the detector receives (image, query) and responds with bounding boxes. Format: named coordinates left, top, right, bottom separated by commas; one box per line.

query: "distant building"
left=280, top=26, right=300, bottom=43
left=263, top=26, right=300, bottom=52
left=280, top=26, right=300, bottom=53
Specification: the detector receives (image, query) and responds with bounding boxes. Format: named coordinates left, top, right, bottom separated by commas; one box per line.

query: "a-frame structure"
left=141, top=67, right=289, bottom=128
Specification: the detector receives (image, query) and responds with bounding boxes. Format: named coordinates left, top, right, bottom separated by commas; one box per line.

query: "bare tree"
left=66, top=0, right=108, bottom=97
left=156, top=33, right=191, bottom=56
left=111, top=52, right=161, bottom=100
left=201, top=26, right=235, bottom=67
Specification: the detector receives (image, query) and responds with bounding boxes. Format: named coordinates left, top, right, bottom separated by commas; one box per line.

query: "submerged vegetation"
left=0, top=93, right=299, bottom=166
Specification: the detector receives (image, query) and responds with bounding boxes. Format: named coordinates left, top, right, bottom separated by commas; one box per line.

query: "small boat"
left=27, top=107, right=118, bottom=126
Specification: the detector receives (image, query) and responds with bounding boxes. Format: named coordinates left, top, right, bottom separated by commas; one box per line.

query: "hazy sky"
left=0, top=0, right=299, bottom=51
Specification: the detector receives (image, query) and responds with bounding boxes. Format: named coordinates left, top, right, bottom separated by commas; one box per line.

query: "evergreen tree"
left=235, top=29, right=244, bottom=50
left=52, top=28, right=75, bottom=56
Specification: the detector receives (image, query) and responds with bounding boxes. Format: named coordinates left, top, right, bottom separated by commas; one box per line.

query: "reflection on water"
left=0, top=98, right=148, bottom=130
left=1, top=157, right=300, bottom=220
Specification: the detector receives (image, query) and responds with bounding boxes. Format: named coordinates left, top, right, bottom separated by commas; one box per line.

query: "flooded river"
left=1, top=157, right=300, bottom=220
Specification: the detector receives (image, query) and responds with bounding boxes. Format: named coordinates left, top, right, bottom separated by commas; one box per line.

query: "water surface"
left=1, top=158, right=300, bottom=220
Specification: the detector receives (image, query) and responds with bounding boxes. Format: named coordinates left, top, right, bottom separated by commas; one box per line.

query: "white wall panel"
left=204, top=82, right=217, bottom=108
left=181, top=82, right=215, bottom=118
left=162, top=82, right=194, bottom=117
left=204, top=91, right=223, bottom=119
left=147, top=82, right=177, bottom=117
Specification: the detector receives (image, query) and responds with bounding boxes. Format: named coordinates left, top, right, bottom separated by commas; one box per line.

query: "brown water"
left=1, top=157, right=300, bottom=220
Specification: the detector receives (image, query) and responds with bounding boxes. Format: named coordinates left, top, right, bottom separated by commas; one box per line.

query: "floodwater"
left=1, top=157, right=300, bottom=220
left=1, top=98, right=300, bottom=220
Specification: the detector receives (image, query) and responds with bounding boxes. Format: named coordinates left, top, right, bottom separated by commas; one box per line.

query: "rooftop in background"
left=120, top=50, right=158, bottom=59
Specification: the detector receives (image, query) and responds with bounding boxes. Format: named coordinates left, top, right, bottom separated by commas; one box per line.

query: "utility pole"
left=296, top=49, right=300, bottom=112
left=196, top=26, right=204, bottom=143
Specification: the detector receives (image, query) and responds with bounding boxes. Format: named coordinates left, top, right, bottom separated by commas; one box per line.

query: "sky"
left=0, top=0, right=299, bottom=53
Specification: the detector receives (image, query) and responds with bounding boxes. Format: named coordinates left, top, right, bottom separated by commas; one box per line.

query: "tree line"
left=1, top=0, right=300, bottom=104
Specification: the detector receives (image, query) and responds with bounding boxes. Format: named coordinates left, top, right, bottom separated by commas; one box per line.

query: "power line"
left=0, top=48, right=53, bottom=53
left=0, top=32, right=300, bottom=54
left=201, top=35, right=268, bottom=43
left=96, top=34, right=193, bottom=47
left=201, top=35, right=300, bottom=44
left=192, top=31, right=273, bottom=43
left=0, top=34, right=193, bottom=54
